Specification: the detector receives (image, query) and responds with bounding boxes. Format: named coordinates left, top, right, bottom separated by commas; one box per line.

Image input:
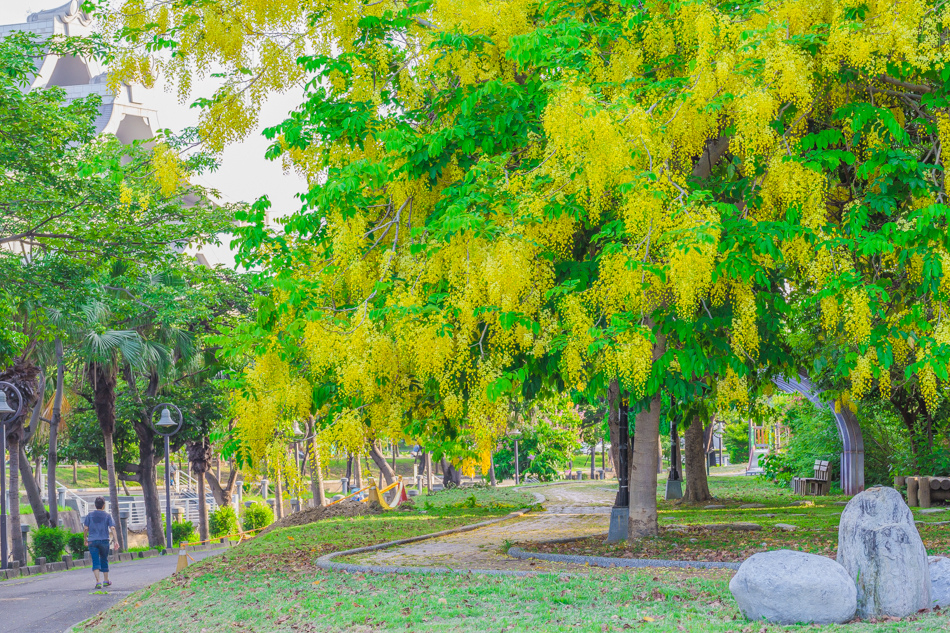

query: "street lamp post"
left=0, top=383, right=24, bottom=571
left=607, top=402, right=630, bottom=543
left=151, top=404, right=183, bottom=550
left=511, top=431, right=521, bottom=485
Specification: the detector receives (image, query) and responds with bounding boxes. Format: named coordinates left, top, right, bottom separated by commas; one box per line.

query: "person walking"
left=82, top=497, right=118, bottom=590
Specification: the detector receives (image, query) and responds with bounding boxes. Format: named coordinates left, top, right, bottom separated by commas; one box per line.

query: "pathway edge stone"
left=506, top=546, right=741, bottom=570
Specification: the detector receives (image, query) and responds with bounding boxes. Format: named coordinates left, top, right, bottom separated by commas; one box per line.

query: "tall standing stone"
left=837, top=486, right=931, bottom=618
left=930, top=557, right=950, bottom=609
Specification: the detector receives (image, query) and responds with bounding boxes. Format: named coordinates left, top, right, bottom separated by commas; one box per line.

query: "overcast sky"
left=1, top=2, right=309, bottom=266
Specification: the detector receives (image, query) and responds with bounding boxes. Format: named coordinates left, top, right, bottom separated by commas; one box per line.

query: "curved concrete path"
left=346, top=482, right=616, bottom=572
left=0, top=548, right=228, bottom=633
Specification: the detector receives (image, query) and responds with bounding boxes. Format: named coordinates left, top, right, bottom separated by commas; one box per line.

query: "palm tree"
left=74, top=300, right=145, bottom=552
left=0, top=361, right=41, bottom=566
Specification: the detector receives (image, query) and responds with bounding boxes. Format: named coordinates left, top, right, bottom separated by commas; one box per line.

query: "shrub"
left=67, top=532, right=87, bottom=558
left=242, top=502, right=274, bottom=532
left=30, top=525, right=70, bottom=564
left=171, top=519, right=196, bottom=546
left=723, top=421, right=750, bottom=465
left=493, top=420, right=580, bottom=482
left=209, top=506, right=239, bottom=538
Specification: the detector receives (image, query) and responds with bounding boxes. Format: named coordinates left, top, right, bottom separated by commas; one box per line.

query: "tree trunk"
left=274, top=467, right=284, bottom=519
left=47, top=339, right=64, bottom=529
left=102, top=432, right=124, bottom=551
left=424, top=452, right=433, bottom=490
left=139, top=439, right=164, bottom=549
left=309, top=442, right=326, bottom=507
left=72, top=461, right=78, bottom=485
left=489, top=457, right=497, bottom=487
left=18, top=445, right=49, bottom=527
left=657, top=436, right=663, bottom=474
left=8, top=436, right=25, bottom=565
left=683, top=415, right=713, bottom=503
left=440, top=457, right=461, bottom=488
left=628, top=318, right=665, bottom=539
left=353, top=453, right=362, bottom=489
left=606, top=379, right=621, bottom=476
left=369, top=441, right=397, bottom=486
left=205, top=469, right=237, bottom=508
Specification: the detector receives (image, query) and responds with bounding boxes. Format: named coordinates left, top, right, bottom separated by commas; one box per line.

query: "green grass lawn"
left=72, top=480, right=950, bottom=633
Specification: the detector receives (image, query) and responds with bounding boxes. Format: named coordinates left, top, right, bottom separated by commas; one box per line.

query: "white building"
left=0, top=0, right=159, bottom=144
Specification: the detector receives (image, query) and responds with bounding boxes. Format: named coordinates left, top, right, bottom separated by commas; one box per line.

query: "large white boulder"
left=930, top=556, right=950, bottom=609
left=837, top=486, right=931, bottom=618
left=729, top=549, right=857, bottom=625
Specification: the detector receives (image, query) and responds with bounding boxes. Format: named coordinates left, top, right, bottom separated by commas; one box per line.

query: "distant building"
left=0, top=0, right=159, bottom=144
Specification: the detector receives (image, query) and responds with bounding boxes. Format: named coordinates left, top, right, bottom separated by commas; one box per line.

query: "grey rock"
left=730, top=550, right=857, bottom=625
left=741, top=503, right=766, bottom=508
left=704, top=504, right=725, bottom=509
left=834, top=501, right=849, bottom=506
left=790, top=500, right=813, bottom=507
left=920, top=508, right=947, bottom=514
left=837, top=486, right=931, bottom=618
left=930, top=556, right=950, bottom=609
left=775, top=523, right=798, bottom=531
left=756, top=513, right=776, bottom=518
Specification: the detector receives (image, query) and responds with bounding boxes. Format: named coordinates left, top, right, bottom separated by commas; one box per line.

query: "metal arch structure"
left=771, top=374, right=865, bottom=495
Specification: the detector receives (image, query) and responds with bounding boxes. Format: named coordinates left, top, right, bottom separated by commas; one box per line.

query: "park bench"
left=793, top=460, right=831, bottom=496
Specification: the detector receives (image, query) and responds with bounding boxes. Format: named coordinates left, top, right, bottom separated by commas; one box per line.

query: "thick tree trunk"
left=8, top=436, right=25, bottom=565
left=657, top=436, right=663, bottom=474
left=18, top=445, right=49, bottom=527
left=369, top=441, right=397, bottom=486
left=102, top=432, right=124, bottom=551
left=205, top=469, right=237, bottom=508
left=48, top=339, right=64, bottom=529
left=139, top=441, right=164, bottom=549
left=628, top=318, right=665, bottom=539
left=607, top=379, right=621, bottom=476
left=440, top=457, right=461, bottom=488
left=683, top=415, right=713, bottom=503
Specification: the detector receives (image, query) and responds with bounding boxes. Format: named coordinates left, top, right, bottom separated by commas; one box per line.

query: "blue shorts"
left=88, top=540, right=110, bottom=572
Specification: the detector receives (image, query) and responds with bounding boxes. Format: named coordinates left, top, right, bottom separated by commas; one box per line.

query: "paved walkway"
left=0, top=548, right=228, bottom=633
left=349, top=482, right=617, bottom=572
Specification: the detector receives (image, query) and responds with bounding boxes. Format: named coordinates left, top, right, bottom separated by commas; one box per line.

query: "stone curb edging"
left=506, top=546, right=741, bottom=571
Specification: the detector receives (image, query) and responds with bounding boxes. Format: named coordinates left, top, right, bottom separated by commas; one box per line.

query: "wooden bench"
left=793, top=460, right=831, bottom=496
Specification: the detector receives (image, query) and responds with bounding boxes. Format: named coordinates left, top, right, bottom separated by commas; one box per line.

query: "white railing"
left=56, top=481, right=89, bottom=516
left=116, top=493, right=218, bottom=530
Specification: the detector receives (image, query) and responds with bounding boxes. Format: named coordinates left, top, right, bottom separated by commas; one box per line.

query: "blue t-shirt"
left=83, top=510, right=115, bottom=541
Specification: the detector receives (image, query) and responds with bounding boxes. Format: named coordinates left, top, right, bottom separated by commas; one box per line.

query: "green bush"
left=493, top=420, right=580, bottom=482
left=209, top=505, right=239, bottom=538
left=67, top=532, right=87, bottom=558
left=723, top=421, right=750, bottom=465
left=171, top=519, right=196, bottom=546
left=29, top=525, right=70, bottom=564
left=242, top=502, right=274, bottom=532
